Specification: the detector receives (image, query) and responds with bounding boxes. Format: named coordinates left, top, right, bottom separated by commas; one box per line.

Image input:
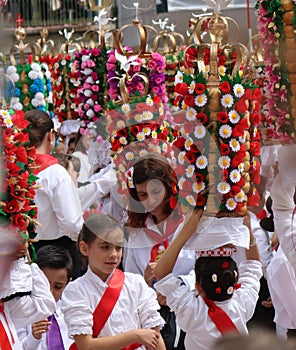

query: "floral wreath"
left=172, top=52, right=261, bottom=214
left=0, top=108, right=38, bottom=257
left=6, top=60, right=54, bottom=117
left=256, top=0, right=296, bottom=141
left=106, top=48, right=168, bottom=104
left=74, top=46, right=108, bottom=136
left=49, top=53, right=80, bottom=123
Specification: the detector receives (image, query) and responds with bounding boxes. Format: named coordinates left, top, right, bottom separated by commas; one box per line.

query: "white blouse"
left=155, top=260, right=262, bottom=350
left=267, top=246, right=296, bottom=329
left=61, top=267, right=165, bottom=350
left=1, top=262, right=56, bottom=350
left=35, top=164, right=83, bottom=241
left=270, top=174, right=296, bottom=270
left=18, top=301, right=72, bottom=350
left=124, top=215, right=196, bottom=278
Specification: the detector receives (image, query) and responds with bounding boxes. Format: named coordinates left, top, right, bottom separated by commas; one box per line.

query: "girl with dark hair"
left=154, top=210, right=262, bottom=350
left=61, top=212, right=166, bottom=350
left=25, top=110, right=83, bottom=279
left=123, top=154, right=197, bottom=350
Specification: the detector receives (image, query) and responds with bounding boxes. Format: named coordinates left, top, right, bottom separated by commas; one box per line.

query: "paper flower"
left=0, top=108, right=38, bottom=251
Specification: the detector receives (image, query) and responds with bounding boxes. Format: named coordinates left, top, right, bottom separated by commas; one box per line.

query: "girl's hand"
left=31, top=319, right=51, bottom=340
left=134, top=329, right=160, bottom=349
left=156, top=291, right=167, bottom=306
left=144, top=262, right=157, bottom=287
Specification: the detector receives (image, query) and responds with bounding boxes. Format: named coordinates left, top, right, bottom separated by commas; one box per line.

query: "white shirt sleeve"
left=270, top=174, right=296, bottom=270
left=52, top=175, right=83, bottom=240
left=5, top=263, right=56, bottom=329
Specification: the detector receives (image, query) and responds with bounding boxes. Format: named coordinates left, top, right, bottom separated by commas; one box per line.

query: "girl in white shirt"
left=154, top=210, right=262, bottom=350
left=61, top=212, right=166, bottom=350
left=25, top=110, right=83, bottom=278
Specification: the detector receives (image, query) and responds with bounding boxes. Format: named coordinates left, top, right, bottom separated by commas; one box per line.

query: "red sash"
left=203, top=297, right=239, bottom=335
left=33, top=154, right=59, bottom=175
left=0, top=302, right=13, bottom=350
left=144, top=214, right=184, bottom=263
left=70, top=269, right=141, bottom=350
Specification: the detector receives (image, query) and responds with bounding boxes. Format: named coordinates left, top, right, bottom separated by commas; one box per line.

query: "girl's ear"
left=79, top=241, right=89, bottom=257
left=195, top=281, right=206, bottom=297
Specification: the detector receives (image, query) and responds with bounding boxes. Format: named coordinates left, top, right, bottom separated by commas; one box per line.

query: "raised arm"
left=154, top=209, right=203, bottom=281
left=243, top=212, right=260, bottom=261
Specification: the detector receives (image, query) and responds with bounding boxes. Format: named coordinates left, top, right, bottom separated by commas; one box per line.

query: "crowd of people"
left=0, top=108, right=296, bottom=350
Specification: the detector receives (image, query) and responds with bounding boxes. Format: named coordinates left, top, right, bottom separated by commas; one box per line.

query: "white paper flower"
left=86, top=76, right=94, bottom=84
left=186, top=165, right=195, bottom=178
left=139, top=149, right=148, bottom=157
left=218, top=156, right=231, bottom=169
left=84, top=89, right=92, bottom=97
left=174, top=71, right=183, bottom=85
left=229, top=139, right=240, bottom=152
left=185, top=195, right=196, bottom=206
left=86, top=109, right=95, bottom=117
left=238, top=162, right=244, bottom=173
left=119, top=136, right=127, bottom=145
left=188, top=80, right=196, bottom=94
left=184, top=137, right=193, bottom=151
left=178, top=151, right=186, bottom=164
left=194, top=124, right=206, bottom=139
left=186, top=107, right=197, bottom=121
left=146, top=96, right=154, bottom=106
left=219, top=125, right=232, bottom=138
left=143, top=127, right=151, bottom=136
left=3, top=114, right=13, bottom=128
left=178, top=176, right=185, bottom=190
left=28, top=70, right=39, bottom=80
left=193, top=181, right=205, bottom=194
left=235, top=190, right=246, bottom=202
left=86, top=98, right=94, bottom=106
left=233, top=83, right=245, bottom=98
left=83, top=68, right=93, bottom=76
left=230, top=169, right=241, bottom=183
left=217, top=181, right=230, bottom=194
left=195, top=94, right=208, bottom=107
left=196, top=155, right=208, bottom=169
left=125, top=152, right=134, bottom=161
left=134, top=114, right=143, bottom=123
left=221, top=94, right=234, bottom=108
left=121, top=103, right=130, bottom=113
left=218, top=65, right=226, bottom=76
left=136, top=132, right=145, bottom=141
left=228, top=109, right=240, bottom=124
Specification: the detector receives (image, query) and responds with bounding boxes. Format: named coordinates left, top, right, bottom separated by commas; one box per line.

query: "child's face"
left=80, top=228, right=123, bottom=281
left=135, top=179, right=167, bottom=218
left=42, top=267, right=69, bottom=302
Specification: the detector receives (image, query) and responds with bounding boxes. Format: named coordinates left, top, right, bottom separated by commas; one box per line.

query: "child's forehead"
left=94, top=227, right=124, bottom=246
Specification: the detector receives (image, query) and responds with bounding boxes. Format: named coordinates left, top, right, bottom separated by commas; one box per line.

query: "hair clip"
left=234, top=270, right=238, bottom=278
left=215, top=287, right=221, bottom=294
left=212, top=274, right=217, bottom=282
left=227, top=286, right=234, bottom=295
left=234, top=283, right=241, bottom=290
left=221, top=261, right=229, bottom=269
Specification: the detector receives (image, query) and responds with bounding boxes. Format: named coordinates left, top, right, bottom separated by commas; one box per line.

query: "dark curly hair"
left=127, top=155, right=178, bottom=228
left=195, top=256, right=239, bottom=302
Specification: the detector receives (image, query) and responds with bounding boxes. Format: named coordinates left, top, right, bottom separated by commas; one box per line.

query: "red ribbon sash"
left=0, top=303, right=13, bottom=350
left=203, top=297, right=239, bottom=335
left=70, top=269, right=141, bottom=350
